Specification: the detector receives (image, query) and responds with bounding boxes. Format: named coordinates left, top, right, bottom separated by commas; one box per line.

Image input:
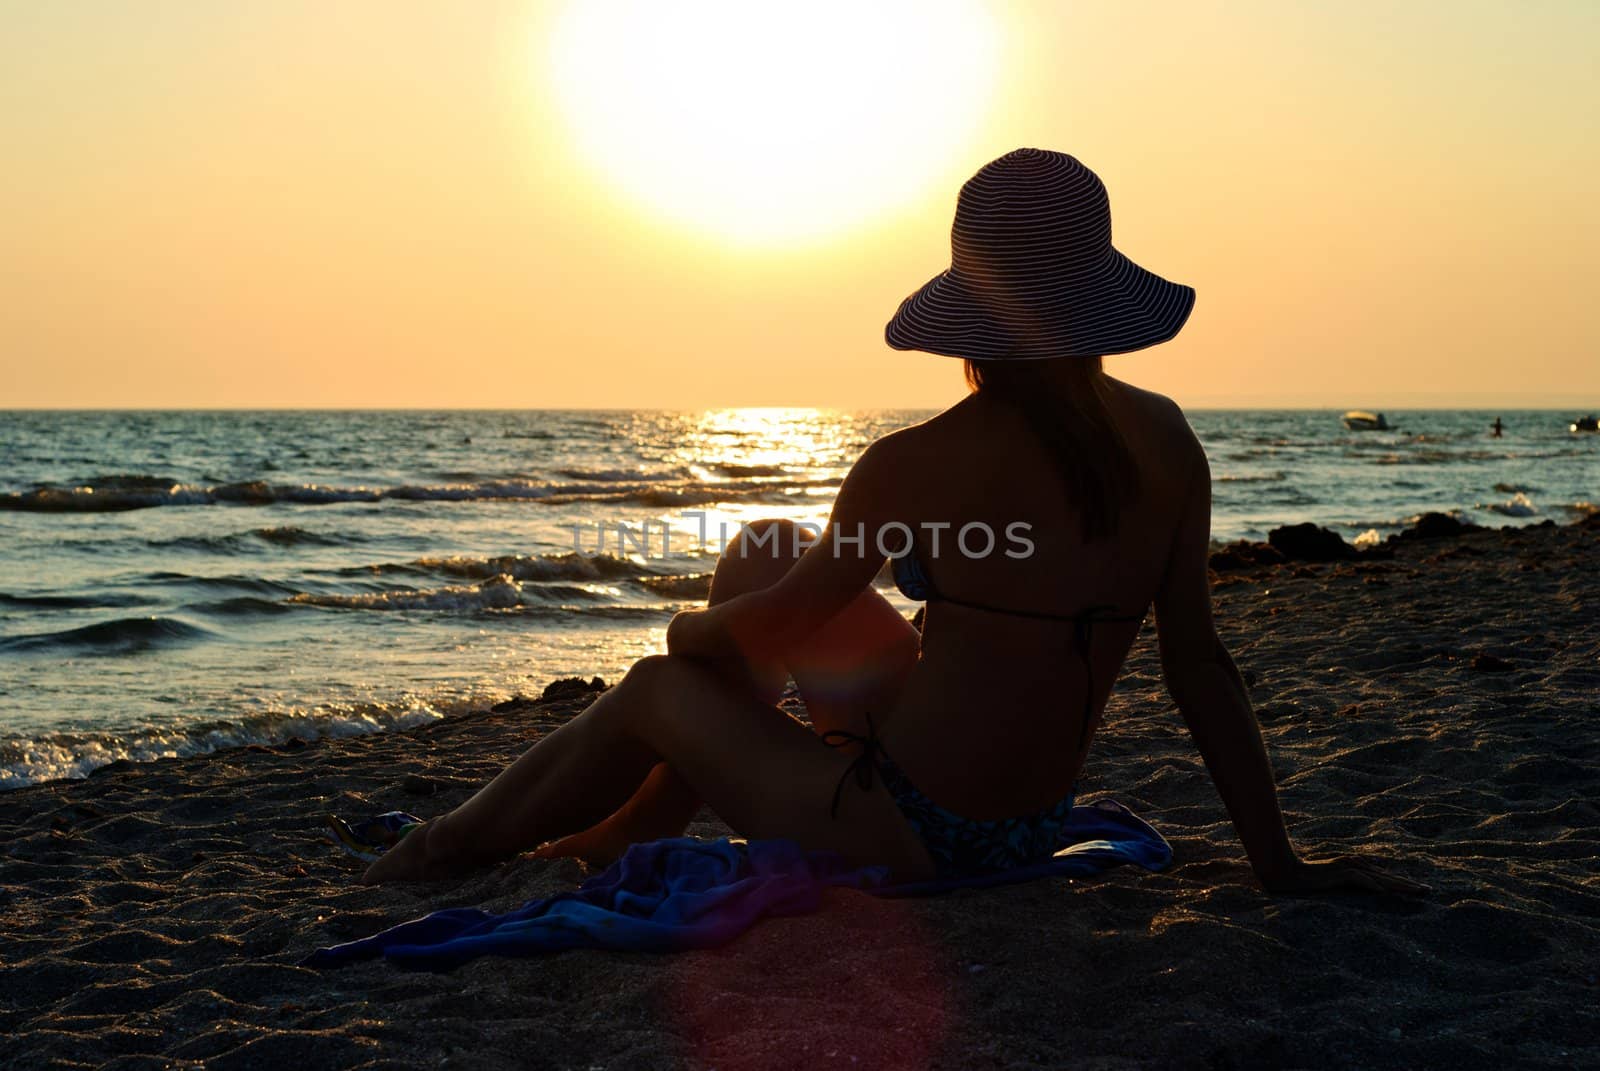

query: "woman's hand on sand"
left=1261, top=855, right=1429, bottom=897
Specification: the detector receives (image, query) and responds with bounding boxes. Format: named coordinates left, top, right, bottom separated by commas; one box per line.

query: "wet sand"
left=3, top=516, right=1598, bottom=1069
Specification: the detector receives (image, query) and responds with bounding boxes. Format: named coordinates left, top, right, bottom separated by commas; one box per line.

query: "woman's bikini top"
left=891, top=543, right=1146, bottom=750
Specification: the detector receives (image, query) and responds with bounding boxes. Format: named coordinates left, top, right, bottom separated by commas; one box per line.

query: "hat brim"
left=884, top=248, right=1195, bottom=360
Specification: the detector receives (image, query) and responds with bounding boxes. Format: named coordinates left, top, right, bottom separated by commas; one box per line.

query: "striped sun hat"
left=886, top=148, right=1195, bottom=360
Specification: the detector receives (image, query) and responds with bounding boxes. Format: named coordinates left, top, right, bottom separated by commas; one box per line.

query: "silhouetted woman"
left=365, top=150, right=1424, bottom=896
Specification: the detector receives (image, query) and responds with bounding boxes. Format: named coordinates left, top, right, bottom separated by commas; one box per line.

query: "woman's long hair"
left=964, top=356, right=1139, bottom=541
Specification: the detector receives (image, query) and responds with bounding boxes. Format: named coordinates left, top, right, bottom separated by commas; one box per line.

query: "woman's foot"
left=531, top=821, right=634, bottom=868
left=360, top=818, right=467, bottom=884
left=531, top=805, right=690, bottom=867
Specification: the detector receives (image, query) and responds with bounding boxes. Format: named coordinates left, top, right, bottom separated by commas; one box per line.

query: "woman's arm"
left=1153, top=432, right=1426, bottom=896
left=668, top=439, right=898, bottom=663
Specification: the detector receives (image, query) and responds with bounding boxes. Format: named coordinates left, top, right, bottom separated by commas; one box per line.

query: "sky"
left=2, top=0, right=1596, bottom=409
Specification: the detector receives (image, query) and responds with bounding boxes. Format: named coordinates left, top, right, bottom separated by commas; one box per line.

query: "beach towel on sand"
left=304, top=798, right=1170, bottom=971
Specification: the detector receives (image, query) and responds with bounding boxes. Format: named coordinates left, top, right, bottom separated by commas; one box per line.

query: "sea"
left=2, top=408, right=1594, bottom=789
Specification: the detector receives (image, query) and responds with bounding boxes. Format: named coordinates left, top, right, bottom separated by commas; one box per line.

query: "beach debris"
left=324, top=811, right=423, bottom=863
left=1469, top=652, right=1516, bottom=673
left=1267, top=523, right=1357, bottom=563
left=540, top=676, right=609, bottom=702
left=1208, top=540, right=1285, bottom=572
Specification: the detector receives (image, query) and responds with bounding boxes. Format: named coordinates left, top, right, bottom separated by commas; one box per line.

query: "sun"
left=544, top=0, right=1001, bottom=246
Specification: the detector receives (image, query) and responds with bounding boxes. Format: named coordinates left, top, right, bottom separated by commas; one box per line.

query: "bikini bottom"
left=873, top=752, right=1074, bottom=879
left=824, top=718, right=1076, bottom=879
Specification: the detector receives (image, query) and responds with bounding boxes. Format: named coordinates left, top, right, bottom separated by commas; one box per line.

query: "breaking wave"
left=0, top=697, right=473, bottom=789
left=1485, top=492, right=1539, bottom=517
left=346, top=552, right=663, bottom=583
left=287, top=575, right=681, bottom=615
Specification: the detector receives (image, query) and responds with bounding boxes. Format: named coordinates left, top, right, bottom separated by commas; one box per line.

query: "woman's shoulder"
left=866, top=398, right=978, bottom=458
left=1105, top=377, right=1184, bottom=422
left=1107, top=379, right=1202, bottom=448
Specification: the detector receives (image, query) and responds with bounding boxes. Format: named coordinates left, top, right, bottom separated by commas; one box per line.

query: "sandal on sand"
left=324, top=811, right=423, bottom=863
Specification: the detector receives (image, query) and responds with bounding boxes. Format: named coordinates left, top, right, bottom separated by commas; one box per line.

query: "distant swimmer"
left=1491, top=417, right=1504, bottom=438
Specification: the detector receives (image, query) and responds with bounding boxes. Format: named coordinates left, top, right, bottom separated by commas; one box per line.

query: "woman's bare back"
left=871, top=377, right=1204, bottom=819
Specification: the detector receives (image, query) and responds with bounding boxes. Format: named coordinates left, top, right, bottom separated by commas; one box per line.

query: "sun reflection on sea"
left=641, top=408, right=864, bottom=554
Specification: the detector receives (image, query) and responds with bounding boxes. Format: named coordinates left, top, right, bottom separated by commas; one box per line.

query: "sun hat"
left=885, top=148, right=1195, bottom=360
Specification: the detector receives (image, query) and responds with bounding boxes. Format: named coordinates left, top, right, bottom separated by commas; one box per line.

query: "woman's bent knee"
left=622, top=653, right=680, bottom=690
left=709, top=517, right=815, bottom=603
left=726, top=517, right=816, bottom=562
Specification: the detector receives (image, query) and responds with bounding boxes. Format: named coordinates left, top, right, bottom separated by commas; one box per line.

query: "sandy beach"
left=4, top=514, right=1597, bottom=1070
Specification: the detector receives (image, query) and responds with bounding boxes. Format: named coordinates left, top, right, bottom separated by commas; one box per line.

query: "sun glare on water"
left=545, top=0, right=1001, bottom=246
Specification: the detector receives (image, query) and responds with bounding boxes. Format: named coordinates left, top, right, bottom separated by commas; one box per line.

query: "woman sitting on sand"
left=366, top=149, right=1423, bottom=896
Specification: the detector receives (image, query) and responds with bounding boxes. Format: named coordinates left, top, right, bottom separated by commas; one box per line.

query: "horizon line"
left=3, top=402, right=1596, bottom=413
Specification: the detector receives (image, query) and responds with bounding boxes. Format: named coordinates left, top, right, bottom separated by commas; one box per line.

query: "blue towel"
left=303, top=798, right=1169, bottom=970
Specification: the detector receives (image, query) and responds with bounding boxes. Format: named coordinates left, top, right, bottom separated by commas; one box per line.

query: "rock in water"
left=1400, top=512, right=1482, bottom=541
left=1267, top=523, right=1357, bottom=563
left=540, top=676, right=608, bottom=702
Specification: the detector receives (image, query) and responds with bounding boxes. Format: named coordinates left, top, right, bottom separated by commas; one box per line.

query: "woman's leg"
left=536, top=518, right=920, bottom=862
left=362, top=654, right=934, bottom=883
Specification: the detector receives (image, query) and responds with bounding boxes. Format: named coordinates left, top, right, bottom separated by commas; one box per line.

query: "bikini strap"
left=821, top=712, right=885, bottom=819
left=892, top=534, right=1144, bottom=750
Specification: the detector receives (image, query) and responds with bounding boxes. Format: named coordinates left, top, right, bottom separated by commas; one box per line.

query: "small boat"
left=1342, top=410, right=1389, bottom=431
left=1572, top=415, right=1599, bottom=433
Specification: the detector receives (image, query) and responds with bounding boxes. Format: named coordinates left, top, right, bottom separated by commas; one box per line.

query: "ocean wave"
left=705, top=462, right=791, bottom=478
left=1214, top=472, right=1287, bottom=483
left=0, top=616, right=214, bottom=655
left=1, top=475, right=830, bottom=512
left=0, top=697, right=472, bottom=789
left=182, top=596, right=298, bottom=617
left=287, top=573, right=681, bottom=615
left=634, top=574, right=713, bottom=600
left=555, top=466, right=689, bottom=482
left=1370, top=449, right=1501, bottom=466
left=142, top=572, right=303, bottom=597
left=0, top=475, right=216, bottom=512
left=0, top=591, right=155, bottom=611
left=0, top=477, right=379, bottom=512
left=286, top=574, right=642, bottom=612
left=254, top=525, right=347, bottom=546
left=149, top=526, right=357, bottom=553
left=537, top=482, right=832, bottom=509
left=290, top=576, right=531, bottom=612
left=359, top=551, right=661, bottom=583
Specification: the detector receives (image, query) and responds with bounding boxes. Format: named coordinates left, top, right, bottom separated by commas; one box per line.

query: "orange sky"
left=3, top=1, right=1596, bottom=409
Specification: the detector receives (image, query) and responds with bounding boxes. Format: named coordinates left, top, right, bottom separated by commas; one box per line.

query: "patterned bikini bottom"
left=824, top=718, right=1074, bottom=879
left=874, top=752, right=1074, bottom=879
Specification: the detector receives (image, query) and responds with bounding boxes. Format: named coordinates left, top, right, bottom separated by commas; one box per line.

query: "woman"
left=366, top=149, right=1424, bottom=896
